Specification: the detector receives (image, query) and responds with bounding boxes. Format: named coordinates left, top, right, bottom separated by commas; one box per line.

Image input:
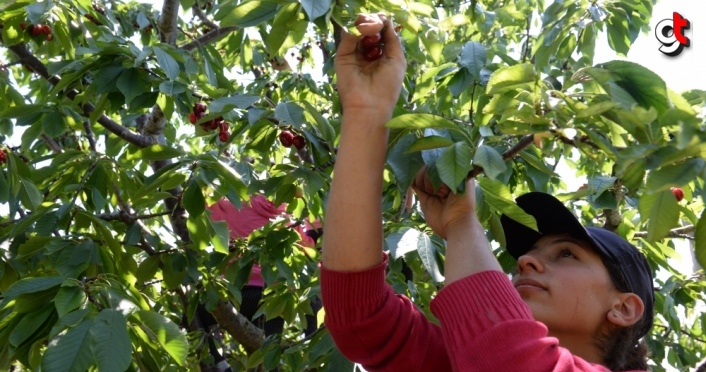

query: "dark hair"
left=594, top=257, right=650, bottom=370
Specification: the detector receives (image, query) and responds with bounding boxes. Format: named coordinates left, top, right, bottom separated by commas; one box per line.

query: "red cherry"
left=196, top=111, right=207, bottom=120
left=31, top=25, right=42, bottom=36
left=42, top=25, right=51, bottom=35
left=219, top=122, right=228, bottom=132
left=20, top=22, right=26, bottom=30
left=292, top=135, right=306, bottom=150
left=279, top=130, right=294, bottom=147
left=0, top=151, right=6, bottom=164
left=194, top=102, right=207, bottom=114
left=671, top=187, right=684, bottom=202
left=219, top=130, right=229, bottom=142
left=363, top=46, right=383, bottom=62
left=188, top=112, right=197, bottom=124
left=208, top=120, right=219, bottom=130
left=46, top=34, right=53, bottom=41
left=360, top=33, right=382, bottom=48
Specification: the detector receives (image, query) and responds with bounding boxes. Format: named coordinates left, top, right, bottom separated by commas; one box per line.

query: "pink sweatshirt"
left=320, top=255, right=646, bottom=372
left=208, top=195, right=319, bottom=287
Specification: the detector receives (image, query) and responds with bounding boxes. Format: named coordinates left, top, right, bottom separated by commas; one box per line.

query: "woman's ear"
left=607, top=293, right=645, bottom=327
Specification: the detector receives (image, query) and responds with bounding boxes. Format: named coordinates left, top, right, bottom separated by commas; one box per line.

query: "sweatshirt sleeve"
left=320, top=255, right=452, bottom=372
left=430, top=271, right=613, bottom=372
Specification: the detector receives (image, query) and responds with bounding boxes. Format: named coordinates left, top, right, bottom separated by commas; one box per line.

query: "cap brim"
left=501, top=192, right=593, bottom=259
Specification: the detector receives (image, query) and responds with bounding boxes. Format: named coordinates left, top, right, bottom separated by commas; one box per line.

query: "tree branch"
left=210, top=300, right=266, bottom=355
left=633, top=225, right=695, bottom=239
left=41, top=134, right=63, bottom=154
left=180, top=26, right=239, bottom=51
left=192, top=3, right=218, bottom=30
left=158, top=0, right=180, bottom=45
left=7, top=43, right=152, bottom=148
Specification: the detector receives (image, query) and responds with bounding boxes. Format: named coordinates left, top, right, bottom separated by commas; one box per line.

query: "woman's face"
left=511, top=234, right=621, bottom=339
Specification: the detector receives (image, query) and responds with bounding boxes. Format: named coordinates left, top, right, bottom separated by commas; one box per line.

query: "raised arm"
left=322, top=14, right=406, bottom=271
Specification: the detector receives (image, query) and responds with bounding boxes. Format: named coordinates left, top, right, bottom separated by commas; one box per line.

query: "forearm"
left=444, top=217, right=502, bottom=284
left=322, top=109, right=391, bottom=271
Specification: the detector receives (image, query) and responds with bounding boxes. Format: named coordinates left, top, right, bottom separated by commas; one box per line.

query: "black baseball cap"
left=500, top=192, right=654, bottom=339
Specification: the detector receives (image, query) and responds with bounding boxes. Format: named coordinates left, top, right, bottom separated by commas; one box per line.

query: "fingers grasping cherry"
left=360, top=32, right=385, bottom=62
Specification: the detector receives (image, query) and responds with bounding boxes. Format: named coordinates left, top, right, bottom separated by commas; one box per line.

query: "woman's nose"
left=516, top=253, right=544, bottom=274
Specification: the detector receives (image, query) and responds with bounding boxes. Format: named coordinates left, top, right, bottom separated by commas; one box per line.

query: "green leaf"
left=90, top=309, right=132, bottom=372
left=10, top=305, right=54, bottom=347
left=128, top=144, right=183, bottom=161
left=136, top=255, right=162, bottom=283
left=477, top=177, right=537, bottom=232
left=458, top=41, right=486, bottom=81
left=447, top=69, right=474, bottom=98
left=0, top=104, right=44, bottom=120
left=406, top=136, right=454, bottom=153
left=385, top=228, right=424, bottom=260
left=695, top=210, right=706, bottom=270
left=116, top=68, right=149, bottom=105
left=485, top=63, right=536, bottom=95
left=385, top=113, right=461, bottom=133
left=208, top=95, right=260, bottom=112
left=645, top=159, right=705, bottom=193
left=274, top=102, right=305, bottom=127
left=387, top=134, right=425, bottom=192
left=324, top=345, right=355, bottom=372
left=605, top=9, right=631, bottom=56
left=416, top=233, right=444, bottom=283
left=220, top=0, right=278, bottom=27
left=19, top=177, right=42, bottom=209
left=54, top=286, right=87, bottom=318
left=473, top=145, right=506, bottom=180
left=301, top=0, right=331, bottom=21
left=159, top=81, right=187, bottom=95
left=575, top=101, right=616, bottom=118
left=302, top=100, right=336, bottom=146
left=153, top=45, right=180, bottom=80
left=55, top=240, right=94, bottom=278
left=598, top=60, right=670, bottom=116
left=16, top=236, right=56, bottom=260
left=131, top=310, right=188, bottom=366
left=42, top=111, right=68, bottom=137
left=436, top=142, right=472, bottom=191
left=209, top=219, right=230, bottom=255
left=42, top=319, right=94, bottom=372
left=0, top=276, right=64, bottom=309
left=639, top=189, right=680, bottom=242
left=183, top=181, right=206, bottom=218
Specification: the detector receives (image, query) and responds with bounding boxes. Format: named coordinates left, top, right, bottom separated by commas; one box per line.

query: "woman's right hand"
left=334, top=13, right=407, bottom=118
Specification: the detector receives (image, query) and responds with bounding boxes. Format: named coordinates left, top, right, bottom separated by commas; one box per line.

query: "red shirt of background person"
left=207, top=194, right=320, bottom=286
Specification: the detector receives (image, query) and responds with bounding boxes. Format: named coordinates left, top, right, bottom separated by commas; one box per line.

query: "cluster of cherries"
left=188, top=102, right=229, bottom=142
left=21, top=23, right=53, bottom=41
left=278, top=130, right=306, bottom=150
left=360, top=32, right=384, bottom=61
